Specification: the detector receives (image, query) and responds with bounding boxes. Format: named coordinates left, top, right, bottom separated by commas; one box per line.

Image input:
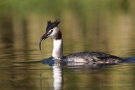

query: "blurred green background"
left=0, top=0, right=135, bottom=90
left=1, top=0, right=135, bottom=60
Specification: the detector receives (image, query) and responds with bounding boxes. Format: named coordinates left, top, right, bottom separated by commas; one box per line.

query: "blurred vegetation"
left=0, top=0, right=131, bottom=16
left=0, top=0, right=135, bottom=58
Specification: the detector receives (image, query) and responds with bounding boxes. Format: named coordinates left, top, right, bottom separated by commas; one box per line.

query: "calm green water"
left=0, top=0, right=135, bottom=90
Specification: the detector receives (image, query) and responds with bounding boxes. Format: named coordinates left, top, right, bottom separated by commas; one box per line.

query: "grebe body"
left=39, top=20, right=123, bottom=64
left=64, top=52, right=122, bottom=63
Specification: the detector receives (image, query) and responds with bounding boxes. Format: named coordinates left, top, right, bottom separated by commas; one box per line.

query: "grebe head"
left=39, top=20, right=62, bottom=54
left=40, top=20, right=60, bottom=41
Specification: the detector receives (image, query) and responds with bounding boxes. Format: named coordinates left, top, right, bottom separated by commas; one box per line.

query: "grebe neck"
left=52, top=31, right=63, bottom=59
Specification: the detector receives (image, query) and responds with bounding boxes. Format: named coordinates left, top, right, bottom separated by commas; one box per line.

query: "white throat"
left=52, top=39, right=63, bottom=59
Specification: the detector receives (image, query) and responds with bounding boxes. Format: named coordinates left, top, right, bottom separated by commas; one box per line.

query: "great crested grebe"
left=39, top=20, right=123, bottom=64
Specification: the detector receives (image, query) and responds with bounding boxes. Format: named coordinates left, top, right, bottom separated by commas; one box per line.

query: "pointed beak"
left=39, top=33, right=49, bottom=53
left=40, top=33, right=49, bottom=41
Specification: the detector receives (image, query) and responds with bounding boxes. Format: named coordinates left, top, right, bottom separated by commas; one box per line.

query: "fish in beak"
left=39, top=32, right=51, bottom=53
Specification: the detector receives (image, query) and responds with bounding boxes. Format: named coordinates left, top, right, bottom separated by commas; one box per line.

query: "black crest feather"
left=46, top=20, right=60, bottom=32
